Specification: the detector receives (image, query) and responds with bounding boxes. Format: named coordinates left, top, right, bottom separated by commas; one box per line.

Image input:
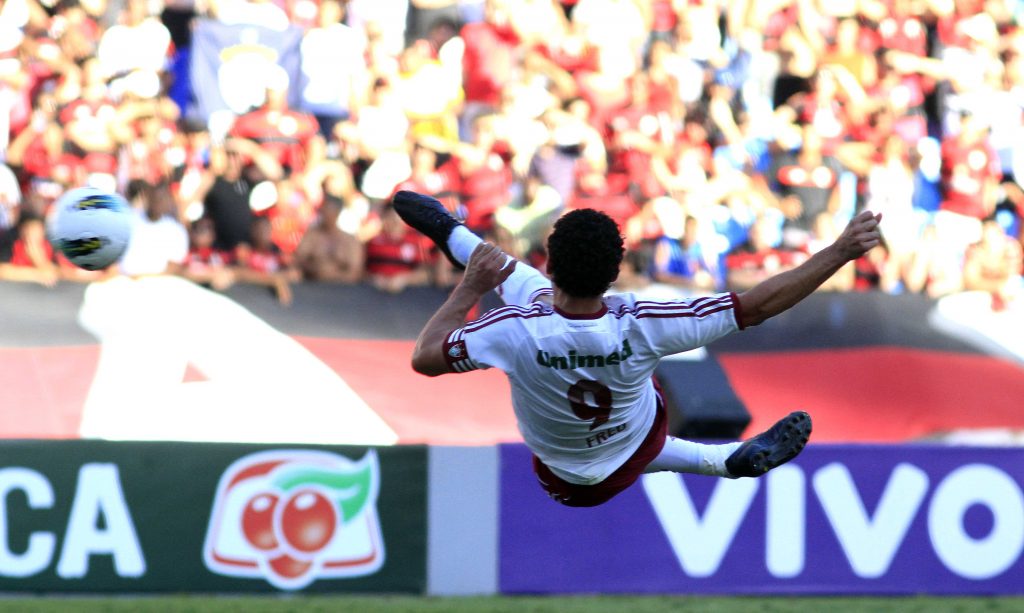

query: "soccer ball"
left=49, top=186, right=133, bottom=271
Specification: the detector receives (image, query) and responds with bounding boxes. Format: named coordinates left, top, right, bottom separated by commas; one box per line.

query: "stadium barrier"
left=1, top=441, right=1022, bottom=595
left=0, top=441, right=426, bottom=593
left=498, top=444, right=1024, bottom=595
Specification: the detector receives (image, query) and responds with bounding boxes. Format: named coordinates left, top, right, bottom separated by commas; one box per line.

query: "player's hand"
left=834, top=210, right=882, bottom=261
left=462, top=242, right=516, bottom=294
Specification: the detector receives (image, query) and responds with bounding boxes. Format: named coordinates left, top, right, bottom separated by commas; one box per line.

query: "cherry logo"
left=281, top=490, right=338, bottom=553
left=239, top=487, right=341, bottom=584
left=241, top=492, right=280, bottom=551
left=204, top=450, right=384, bottom=590
left=268, top=553, right=313, bottom=580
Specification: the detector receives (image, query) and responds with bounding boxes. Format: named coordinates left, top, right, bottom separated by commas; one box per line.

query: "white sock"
left=448, top=225, right=552, bottom=307
left=448, top=225, right=482, bottom=266
left=644, top=438, right=743, bottom=478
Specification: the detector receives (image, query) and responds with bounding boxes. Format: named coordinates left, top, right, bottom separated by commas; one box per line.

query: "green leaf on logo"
left=273, top=463, right=372, bottom=522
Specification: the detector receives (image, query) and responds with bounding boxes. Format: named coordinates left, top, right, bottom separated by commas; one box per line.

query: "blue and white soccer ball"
left=49, top=186, right=133, bottom=271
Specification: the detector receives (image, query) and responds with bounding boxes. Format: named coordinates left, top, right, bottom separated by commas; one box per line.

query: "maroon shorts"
left=532, top=396, right=668, bottom=508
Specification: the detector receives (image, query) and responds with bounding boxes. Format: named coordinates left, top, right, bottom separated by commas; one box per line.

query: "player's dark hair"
left=546, top=209, right=624, bottom=298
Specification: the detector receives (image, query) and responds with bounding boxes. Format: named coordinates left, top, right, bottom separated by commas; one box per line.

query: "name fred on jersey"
left=586, top=423, right=627, bottom=448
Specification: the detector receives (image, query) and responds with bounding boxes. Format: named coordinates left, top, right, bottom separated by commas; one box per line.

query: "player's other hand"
left=462, top=242, right=516, bottom=294
left=834, top=210, right=882, bottom=261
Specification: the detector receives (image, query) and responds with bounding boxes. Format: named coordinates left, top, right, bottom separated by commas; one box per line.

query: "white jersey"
left=444, top=292, right=743, bottom=485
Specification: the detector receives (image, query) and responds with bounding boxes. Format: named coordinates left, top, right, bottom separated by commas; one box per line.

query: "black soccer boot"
left=392, top=190, right=465, bottom=270
left=725, top=411, right=812, bottom=478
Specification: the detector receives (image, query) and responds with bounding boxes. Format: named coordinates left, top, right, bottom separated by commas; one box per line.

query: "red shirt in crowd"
left=576, top=72, right=631, bottom=139
left=240, top=246, right=288, bottom=274
left=395, top=157, right=461, bottom=212
left=267, top=199, right=316, bottom=256
left=607, top=106, right=662, bottom=200
left=460, top=21, right=519, bottom=107
left=124, top=119, right=178, bottom=184
left=229, top=108, right=319, bottom=173
left=10, top=235, right=54, bottom=267
left=940, top=135, right=1001, bottom=219
left=937, top=0, right=987, bottom=49
left=365, top=229, right=426, bottom=277
left=458, top=151, right=512, bottom=232
left=799, top=94, right=848, bottom=157
left=879, top=12, right=929, bottom=57
left=185, top=246, right=232, bottom=275
left=535, top=39, right=598, bottom=75
left=59, top=97, right=117, bottom=128
left=568, top=173, right=639, bottom=230
left=20, top=136, right=81, bottom=183
left=650, top=0, right=677, bottom=33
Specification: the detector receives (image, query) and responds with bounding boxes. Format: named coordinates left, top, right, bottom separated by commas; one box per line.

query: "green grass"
left=1, top=596, right=1023, bottom=613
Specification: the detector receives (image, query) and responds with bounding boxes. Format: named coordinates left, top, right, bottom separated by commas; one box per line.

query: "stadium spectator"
left=528, top=104, right=605, bottom=205
left=345, top=0, right=408, bottom=59
left=364, top=202, right=431, bottom=292
left=963, top=218, right=1024, bottom=311
left=458, top=0, right=521, bottom=138
left=299, top=0, right=368, bottom=138
left=6, top=95, right=78, bottom=196
left=0, top=162, right=21, bottom=230
left=652, top=132, right=711, bottom=203
left=767, top=123, right=843, bottom=250
left=57, top=59, right=120, bottom=172
left=905, top=223, right=966, bottom=298
left=936, top=110, right=1002, bottom=251
left=111, top=94, right=182, bottom=187
left=396, top=141, right=460, bottom=212
left=864, top=133, right=922, bottom=293
left=1, top=0, right=1022, bottom=315
left=0, top=191, right=58, bottom=286
left=294, top=194, right=364, bottom=283
left=228, top=65, right=323, bottom=175
left=650, top=213, right=720, bottom=293
left=568, top=163, right=638, bottom=231
left=234, top=215, right=298, bottom=305
left=0, top=23, right=30, bottom=141
left=416, top=114, right=514, bottom=233
left=526, top=113, right=581, bottom=207
left=333, top=77, right=409, bottom=198
left=394, top=38, right=463, bottom=143
left=264, top=173, right=318, bottom=256
left=572, top=0, right=646, bottom=80
left=823, top=17, right=877, bottom=89
left=119, top=182, right=189, bottom=277
left=726, top=212, right=809, bottom=291
left=405, top=0, right=461, bottom=48
left=96, top=0, right=171, bottom=86
left=183, top=216, right=235, bottom=291
left=194, top=137, right=283, bottom=252
left=606, top=74, right=671, bottom=202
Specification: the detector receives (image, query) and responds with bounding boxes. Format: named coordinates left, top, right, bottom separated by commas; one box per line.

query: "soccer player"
left=396, top=191, right=882, bottom=507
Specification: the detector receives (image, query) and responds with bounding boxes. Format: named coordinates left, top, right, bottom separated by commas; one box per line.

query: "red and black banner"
left=2, top=279, right=1022, bottom=444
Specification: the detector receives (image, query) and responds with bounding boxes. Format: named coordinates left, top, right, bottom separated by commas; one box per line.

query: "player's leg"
left=394, top=190, right=552, bottom=307
left=646, top=411, right=812, bottom=478
left=445, top=221, right=551, bottom=306
left=644, top=437, right=742, bottom=476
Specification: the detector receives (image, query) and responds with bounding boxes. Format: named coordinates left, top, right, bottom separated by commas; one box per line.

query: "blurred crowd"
left=0, top=0, right=1022, bottom=310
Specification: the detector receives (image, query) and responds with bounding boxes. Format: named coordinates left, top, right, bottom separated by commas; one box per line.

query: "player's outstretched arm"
left=411, top=242, right=516, bottom=376
left=736, top=210, right=881, bottom=328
